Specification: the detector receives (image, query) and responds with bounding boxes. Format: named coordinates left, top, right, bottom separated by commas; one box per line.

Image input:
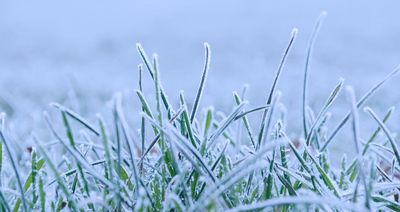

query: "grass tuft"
left=0, top=19, right=399, bottom=211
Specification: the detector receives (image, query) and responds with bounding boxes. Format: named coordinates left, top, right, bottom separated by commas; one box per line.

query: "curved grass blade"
left=190, top=42, right=211, bottom=124
left=258, top=28, right=297, bottom=149
left=303, top=11, right=327, bottom=138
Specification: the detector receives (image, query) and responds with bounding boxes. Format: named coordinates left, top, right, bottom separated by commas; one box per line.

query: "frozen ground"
left=0, top=1, right=400, bottom=155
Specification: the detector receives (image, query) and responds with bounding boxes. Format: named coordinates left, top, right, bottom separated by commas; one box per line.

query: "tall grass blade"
left=346, top=86, right=371, bottom=210
left=180, top=91, right=197, bottom=148
left=190, top=42, right=211, bottom=124
left=139, top=64, right=146, bottom=171
left=233, top=92, right=256, bottom=148
left=136, top=43, right=173, bottom=112
left=303, top=11, right=327, bottom=138
left=114, top=93, right=144, bottom=198
left=258, top=28, right=297, bottom=149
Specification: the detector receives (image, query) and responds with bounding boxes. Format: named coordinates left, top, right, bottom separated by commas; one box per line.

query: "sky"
left=0, top=1, right=400, bottom=152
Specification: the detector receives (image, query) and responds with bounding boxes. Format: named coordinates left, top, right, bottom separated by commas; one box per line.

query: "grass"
left=1, top=13, right=400, bottom=211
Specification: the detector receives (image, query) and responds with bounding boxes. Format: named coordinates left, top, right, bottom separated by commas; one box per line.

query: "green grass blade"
left=180, top=91, right=197, bottom=148
left=372, top=195, right=400, bottom=211
left=136, top=43, right=173, bottom=112
left=39, top=177, right=45, bottom=212
left=190, top=42, right=211, bottom=124
left=138, top=64, right=146, bottom=172
left=258, top=28, right=297, bottom=149
left=0, top=129, right=29, bottom=212
left=233, top=92, right=256, bottom=148
left=137, top=105, right=184, bottom=168
left=346, top=86, right=371, bottom=210
left=306, top=78, right=344, bottom=146
left=0, top=190, right=10, bottom=212
left=50, top=102, right=99, bottom=136
left=302, top=11, right=327, bottom=139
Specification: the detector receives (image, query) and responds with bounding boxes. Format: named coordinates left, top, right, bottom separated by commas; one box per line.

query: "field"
left=1, top=1, right=400, bottom=211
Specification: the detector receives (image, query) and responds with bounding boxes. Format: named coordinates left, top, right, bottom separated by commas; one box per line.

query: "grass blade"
left=233, top=92, right=256, bottom=148
left=190, top=42, right=211, bottom=124
left=136, top=43, right=173, bottom=112
left=0, top=129, right=29, bottom=212
left=306, top=78, right=344, bottom=146
left=346, top=86, right=371, bottom=210
left=50, top=102, right=99, bottom=136
left=258, top=28, right=297, bottom=149
left=207, top=101, right=248, bottom=150
left=302, top=11, right=327, bottom=138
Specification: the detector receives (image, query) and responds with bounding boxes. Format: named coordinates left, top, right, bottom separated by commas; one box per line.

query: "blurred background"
left=0, top=1, right=400, bottom=153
